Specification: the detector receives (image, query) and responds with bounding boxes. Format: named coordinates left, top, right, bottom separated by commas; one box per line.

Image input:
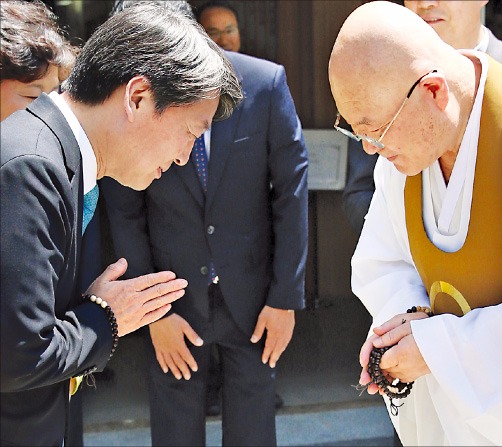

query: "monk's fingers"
left=359, top=333, right=378, bottom=367
left=373, top=321, right=411, bottom=349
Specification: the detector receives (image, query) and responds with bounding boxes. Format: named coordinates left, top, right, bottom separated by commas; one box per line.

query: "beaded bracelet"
left=365, top=305, right=433, bottom=415
left=407, top=305, right=434, bottom=317
left=82, top=294, right=119, bottom=360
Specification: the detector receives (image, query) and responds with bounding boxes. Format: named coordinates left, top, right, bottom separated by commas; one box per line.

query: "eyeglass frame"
left=334, top=69, right=438, bottom=150
left=206, top=25, right=239, bottom=40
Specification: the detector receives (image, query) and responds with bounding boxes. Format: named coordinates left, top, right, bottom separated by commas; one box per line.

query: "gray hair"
left=65, top=2, right=242, bottom=120
left=111, top=0, right=194, bottom=19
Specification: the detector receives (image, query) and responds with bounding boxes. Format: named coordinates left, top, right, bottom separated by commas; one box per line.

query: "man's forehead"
left=335, top=72, right=400, bottom=124
left=335, top=93, right=382, bottom=129
left=203, top=7, right=237, bottom=23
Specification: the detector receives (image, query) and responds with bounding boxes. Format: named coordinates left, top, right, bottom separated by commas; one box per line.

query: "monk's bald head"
left=329, top=1, right=454, bottom=121
left=328, top=1, right=479, bottom=176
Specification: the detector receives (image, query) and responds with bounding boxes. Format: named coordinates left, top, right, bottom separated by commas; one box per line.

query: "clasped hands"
left=149, top=305, right=295, bottom=380
left=359, top=311, right=431, bottom=395
left=86, top=258, right=188, bottom=337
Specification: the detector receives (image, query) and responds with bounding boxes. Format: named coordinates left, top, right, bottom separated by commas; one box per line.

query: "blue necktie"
left=82, top=184, right=99, bottom=235
left=192, top=135, right=209, bottom=192
left=191, top=136, right=218, bottom=283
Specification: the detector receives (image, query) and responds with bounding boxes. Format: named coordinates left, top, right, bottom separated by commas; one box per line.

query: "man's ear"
left=423, top=72, right=449, bottom=112
left=124, top=76, right=153, bottom=123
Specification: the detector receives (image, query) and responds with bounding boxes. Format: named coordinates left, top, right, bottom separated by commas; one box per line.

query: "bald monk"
left=328, top=1, right=502, bottom=445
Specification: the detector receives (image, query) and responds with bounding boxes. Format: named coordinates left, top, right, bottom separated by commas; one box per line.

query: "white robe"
left=351, top=53, right=502, bottom=446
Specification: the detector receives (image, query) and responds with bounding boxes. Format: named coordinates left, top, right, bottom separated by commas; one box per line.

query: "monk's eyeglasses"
left=334, top=70, right=438, bottom=150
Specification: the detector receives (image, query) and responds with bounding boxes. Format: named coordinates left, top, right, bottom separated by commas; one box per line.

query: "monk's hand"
left=359, top=312, right=430, bottom=393
left=250, top=306, right=295, bottom=368
left=359, top=333, right=382, bottom=395
left=87, top=258, right=187, bottom=336
left=372, top=313, right=430, bottom=383
left=149, top=313, right=203, bottom=380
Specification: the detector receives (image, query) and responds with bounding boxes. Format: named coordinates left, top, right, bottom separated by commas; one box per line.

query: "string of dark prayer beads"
left=365, top=306, right=433, bottom=415
left=367, top=346, right=414, bottom=416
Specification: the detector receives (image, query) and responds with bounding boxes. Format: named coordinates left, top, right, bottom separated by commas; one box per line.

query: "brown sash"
left=404, top=57, right=502, bottom=316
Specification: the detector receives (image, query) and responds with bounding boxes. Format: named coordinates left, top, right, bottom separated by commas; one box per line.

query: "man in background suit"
left=196, top=0, right=286, bottom=416
left=342, top=0, right=502, bottom=235
left=101, top=3, right=308, bottom=446
left=0, top=3, right=241, bottom=445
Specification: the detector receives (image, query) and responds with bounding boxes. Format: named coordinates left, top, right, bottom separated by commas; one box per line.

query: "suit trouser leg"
left=144, top=284, right=276, bottom=447
left=143, top=330, right=211, bottom=447
left=211, top=286, right=277, bottom=447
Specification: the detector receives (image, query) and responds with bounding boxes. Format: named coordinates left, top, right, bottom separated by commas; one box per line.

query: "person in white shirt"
left=329, top=1, right=502, bottom=445
left=405, top=0, right=502, bottom=60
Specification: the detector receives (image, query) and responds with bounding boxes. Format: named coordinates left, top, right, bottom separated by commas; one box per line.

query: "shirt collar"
left=474, top=26, right=489, bottom=54
left=49, top=91, right=97, bottom=195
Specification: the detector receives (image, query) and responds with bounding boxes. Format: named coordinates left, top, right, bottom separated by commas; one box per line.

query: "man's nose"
left=362, top=140, right=381, bottom=156
left=416, top=1, right=439, bottom=10
left=213, top=34, right=224, bottom=47
left=220, top=34, right=232, bottom=48
left=174, top=149, right=191, bottom=166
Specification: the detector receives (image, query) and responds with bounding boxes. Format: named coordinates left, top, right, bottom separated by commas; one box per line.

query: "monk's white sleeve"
left=351, top=157, right=429, bottom=329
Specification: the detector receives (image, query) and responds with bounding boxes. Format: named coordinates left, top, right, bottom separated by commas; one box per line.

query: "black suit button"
left=207, top=225, right=215, bottom=235
left=200, top=266, right=209, bottom=275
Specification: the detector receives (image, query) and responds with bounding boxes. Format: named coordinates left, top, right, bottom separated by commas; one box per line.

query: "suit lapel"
left=205, top=53, right=245, bottom=211
left=205, top=108, right=242, bottom=210
left=27, top=93, right=84, bottom=259
left=172, top=160, right=205, bottom=207
left=169, top=51, right=246, bottom=211
left=27, top=94, right=80, bottom=180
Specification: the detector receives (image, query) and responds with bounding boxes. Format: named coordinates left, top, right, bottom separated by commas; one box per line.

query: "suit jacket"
left=342, top=139, right=378, bottom=235
left=101, top=51, right=308, bottom=336
left=0, top=95, right=113, bottom=446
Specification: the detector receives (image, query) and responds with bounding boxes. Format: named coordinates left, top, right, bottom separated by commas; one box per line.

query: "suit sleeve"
left=265, top=65, right=309, bottom=310
left=1, top=155, right=112, bottom=392
left=99, top=177, right=155, bottom=279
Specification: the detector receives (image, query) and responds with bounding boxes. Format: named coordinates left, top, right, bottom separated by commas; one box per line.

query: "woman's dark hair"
left=65, top=2, right=242, bottom=120
left=0, top=0, right=77, bottom=83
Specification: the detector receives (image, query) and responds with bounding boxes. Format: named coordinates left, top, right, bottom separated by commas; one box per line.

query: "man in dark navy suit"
left=196, top=0, right=288, bottom=416
left=102, top=2, right=308, bottom=446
